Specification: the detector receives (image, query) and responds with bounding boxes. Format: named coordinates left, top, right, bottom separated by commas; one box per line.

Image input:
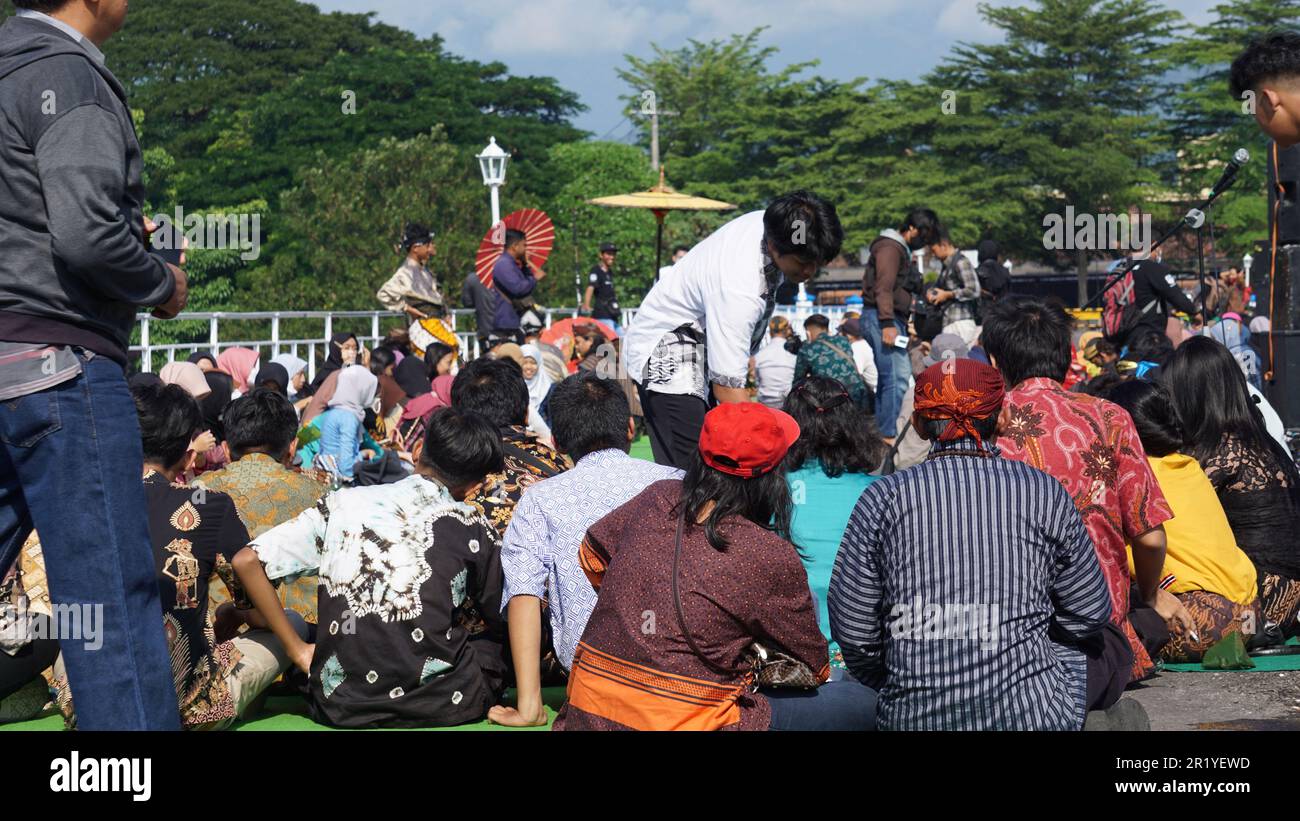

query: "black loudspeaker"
left=1263, top=330, right=1300, bottom=429
left=1254, top=242, right=1300, bottom=332
left=1268, top=142, right=1300, bottom=247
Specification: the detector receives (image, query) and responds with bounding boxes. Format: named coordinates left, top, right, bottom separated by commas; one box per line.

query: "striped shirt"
left=828, top=438, right=1112, bottom=731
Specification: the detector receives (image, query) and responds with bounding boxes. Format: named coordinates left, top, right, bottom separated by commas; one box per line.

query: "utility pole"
left=640, top=90, right=676, bottom=173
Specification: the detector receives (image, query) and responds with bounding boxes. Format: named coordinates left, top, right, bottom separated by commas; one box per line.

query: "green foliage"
left=534, top=141, right=659, bottom=306
left=240, top=127, right=482, bottom=316
left=1168, top=0, right=1300, bottom=255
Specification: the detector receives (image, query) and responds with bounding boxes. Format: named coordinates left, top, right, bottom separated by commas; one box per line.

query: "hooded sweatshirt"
left=0, top=15, right=176, bottom=364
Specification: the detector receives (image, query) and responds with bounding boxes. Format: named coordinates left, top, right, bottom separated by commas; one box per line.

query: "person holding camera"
left=862, top=208, right=940, bottom=442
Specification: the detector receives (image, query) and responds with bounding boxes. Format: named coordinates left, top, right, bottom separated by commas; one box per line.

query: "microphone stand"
left=1084, top=179, right=1237, bottom=312
left=1187, top=208, right=1208, bottom=326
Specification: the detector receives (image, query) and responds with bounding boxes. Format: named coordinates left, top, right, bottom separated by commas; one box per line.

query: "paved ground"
left=1126, top=669, right=1300, bottom=730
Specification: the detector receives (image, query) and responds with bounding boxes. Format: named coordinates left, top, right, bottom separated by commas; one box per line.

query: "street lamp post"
left=477, top=136, right=509, bottom=229
left=1244, top=252, right=1254, bottom=289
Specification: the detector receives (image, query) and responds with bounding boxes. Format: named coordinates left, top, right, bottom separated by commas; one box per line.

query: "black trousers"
left=0, top=616, right=59, bottom=701
left=637, top=385, right=707, bottom=470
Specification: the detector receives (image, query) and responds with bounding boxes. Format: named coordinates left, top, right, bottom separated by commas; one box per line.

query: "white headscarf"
left=520, top=343, right=553, bottom=408
left=328, top=365, right=378, bottom=422
left=271, top=353, right=308, bottom=381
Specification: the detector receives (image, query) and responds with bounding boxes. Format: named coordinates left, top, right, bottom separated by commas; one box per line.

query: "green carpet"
left=629, top=435, right=654, bottom=462
left=0, top=687, right=567, bottom=732
left=1162, top=637, right=1300, bottom=673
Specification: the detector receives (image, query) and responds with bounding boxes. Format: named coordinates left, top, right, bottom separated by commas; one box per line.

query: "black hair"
left=12, top=1, right=72, bottom=10
left=930, top=224, right=953, bottom=245
left=424, top=342, right=456, bottom=380
left=504, top=228, right=526, bottom=248
left=763, top=190, right=844, bottom=265
left=548, top=373, right=630, bottom=461
left=1078, top=366, right=1128, bottom=397
left=1162, top=337, right=1299, bottom=481
left=1104, top=380, right=1186, bottom=458
left=920, top=414, right=999, bottom=444
left=369, top=345, right=396, bottom=376
left=981, top=296, right=1073, bottom=386
left=222, top=388, right=300, bottom=460
left=804, top=314, right=830, bottom=331
left=451, top=356, right=528, bottom=428
left=401, top=222, right=432, bottom=250
left=977, top=239, right=1000, bottom=263
left=783, top=376, right=886, bottom=476
left=419, top=407, right=505, bottom=492
left=1230, top=31, right=1300, bottom=98
left=673, top=245, right=690, bottom=255
left=900, top=208, right=941, bottom=246
left=1126, top=329, right=1174, bottom=367
left=677, top=451, right=793, bottom=552
left=132, top=383, right=202, bottom=469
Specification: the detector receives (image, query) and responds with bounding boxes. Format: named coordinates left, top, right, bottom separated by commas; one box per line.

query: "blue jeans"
left=764, top=678, right=878, bottom=731
left=0, top=350, right=180, bottom=729
left=595, top=318, right=622, bottom=336
left=863, top=308, right=909, bottom=437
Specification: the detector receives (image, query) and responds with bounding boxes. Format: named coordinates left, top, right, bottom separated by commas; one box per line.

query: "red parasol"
left=475, top=209, right=554, bottom=290
left=541, top=317, right=617, bottom=372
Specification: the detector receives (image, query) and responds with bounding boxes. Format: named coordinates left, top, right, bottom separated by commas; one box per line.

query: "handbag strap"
left=671, top=513, right=742, bottom=679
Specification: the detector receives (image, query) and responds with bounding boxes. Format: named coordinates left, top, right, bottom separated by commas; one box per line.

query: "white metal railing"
left=131, top=304, right=858, bottom=375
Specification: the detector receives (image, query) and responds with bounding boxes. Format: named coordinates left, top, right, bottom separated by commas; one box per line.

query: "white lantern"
left=477, top=136, right=509, bottom=187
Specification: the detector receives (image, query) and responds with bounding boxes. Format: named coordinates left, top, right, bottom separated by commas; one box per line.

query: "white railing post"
left=209, top=315, right=219, bottom=357
left=139, top=316, right=151, bottom=372
left=271, top=313, right=281, bottom=357
left=371, top=312, right=380, bottom=349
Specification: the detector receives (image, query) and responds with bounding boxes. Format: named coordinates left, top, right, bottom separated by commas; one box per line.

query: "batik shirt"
left=143, top=471, right=251, bottom=727
left=626, top=211, right=780, bottom=401
left=199, top=453, right=328, bottom=623
left=468, top=426, right=571, bottom=538
left=997, top=378, right=1173, bottom=681
left=793, top=335, right=872, bottom=410
left=249, top=475, right=509, bottom=728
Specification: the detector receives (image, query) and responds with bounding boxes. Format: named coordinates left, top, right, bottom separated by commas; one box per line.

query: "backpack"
left=866, top=235, right=924, bottom=298
left=1101, top=261, right=1159, bottom=343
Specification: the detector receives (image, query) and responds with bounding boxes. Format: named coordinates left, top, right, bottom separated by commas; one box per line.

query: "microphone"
left=1209, top=148, right=1250, bottom=198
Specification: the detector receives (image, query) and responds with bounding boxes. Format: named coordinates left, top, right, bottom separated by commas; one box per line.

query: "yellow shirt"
left=1127, top=453, right=1257, bottom=605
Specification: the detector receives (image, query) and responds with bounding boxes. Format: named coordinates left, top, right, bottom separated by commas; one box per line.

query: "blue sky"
left=312, top=0, right=1221, bottom=138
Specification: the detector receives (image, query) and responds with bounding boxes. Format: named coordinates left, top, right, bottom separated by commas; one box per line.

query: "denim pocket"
left=0, top=391, right=63, bottom=447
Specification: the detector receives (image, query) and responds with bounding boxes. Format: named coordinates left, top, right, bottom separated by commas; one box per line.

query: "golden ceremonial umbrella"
left=587, top=168, right=736, bottom=279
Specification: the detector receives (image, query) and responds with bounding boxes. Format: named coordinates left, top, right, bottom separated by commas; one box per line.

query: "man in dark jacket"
left=861, top=208, right=940, bottom=440
left=1124, top=258, right=1202, bottom=347
left=0, top=0, right=185, bottom=729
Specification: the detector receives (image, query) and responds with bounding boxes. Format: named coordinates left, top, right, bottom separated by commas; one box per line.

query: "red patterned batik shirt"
left=997, top=378, right=1173, bottom=681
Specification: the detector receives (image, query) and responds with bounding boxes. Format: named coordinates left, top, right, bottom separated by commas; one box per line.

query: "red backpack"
left=1101, top=261, right=1157, bottom=342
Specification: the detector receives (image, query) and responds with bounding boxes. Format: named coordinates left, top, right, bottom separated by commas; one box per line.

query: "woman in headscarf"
left=159, top=361, right=212, bottom=401
left=520, top=343, right=554, bottom=444
left=188, top=351, right=218, bottom=372
left=303, top=365, right=383, bottom=482
left=270, top=353, right=309, bottom=401
left=187, top=368, right=234, bottom=478
left=394, top=354, right=432, bottom=400
left=253, top=362, right=291, bottom=397
left=393, top=374, right=454, bottom=466
left=217, top=347, right=261, bottom=396
left=310, top=332, right=358, bottom=395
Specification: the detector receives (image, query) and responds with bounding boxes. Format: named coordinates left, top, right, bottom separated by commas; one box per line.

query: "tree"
left=192, top=46, right=584, bottom=209
left=1169, top=0, right=1300, bottom=257
left=536, top=141, right=659, bottom=307
left=239, top=127, right=484, bottom=318
left=938, top=0, right=1184, bottom=304
left=617, top=29, right=868, bottom=214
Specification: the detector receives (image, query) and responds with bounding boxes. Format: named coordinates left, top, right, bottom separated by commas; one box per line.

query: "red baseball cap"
left=698, top=403, right=801, bottom=478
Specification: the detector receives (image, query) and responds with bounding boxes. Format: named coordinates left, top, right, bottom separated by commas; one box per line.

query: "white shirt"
left=625, top=211, right=776, bottom=395
left=851, top=338, right=878, bottom=391
left=753, top=335, right=797, bottom=408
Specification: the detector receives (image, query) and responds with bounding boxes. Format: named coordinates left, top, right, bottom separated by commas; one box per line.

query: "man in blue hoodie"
left=0, top=0, right=187, bottom=729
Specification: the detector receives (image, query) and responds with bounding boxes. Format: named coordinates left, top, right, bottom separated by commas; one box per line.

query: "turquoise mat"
left=1162, top=637, right=1300, bottom=673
